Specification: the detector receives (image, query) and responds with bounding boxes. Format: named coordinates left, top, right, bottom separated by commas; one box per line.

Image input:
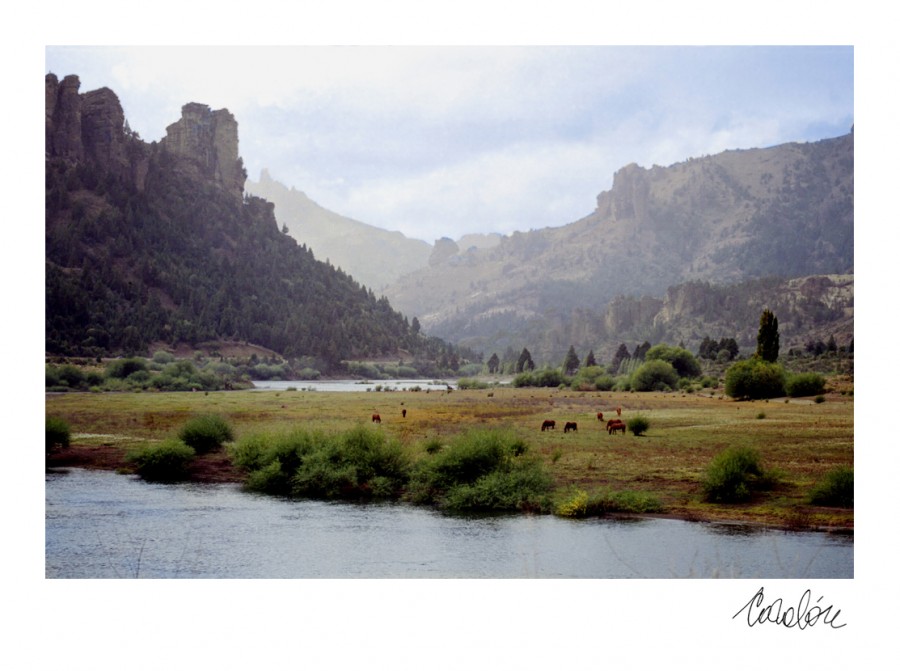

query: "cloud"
left=45, top=45, right=854, bottom=242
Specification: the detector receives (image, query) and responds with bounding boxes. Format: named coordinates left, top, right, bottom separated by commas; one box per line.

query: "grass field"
left=45, top=384, right=854, bottom=530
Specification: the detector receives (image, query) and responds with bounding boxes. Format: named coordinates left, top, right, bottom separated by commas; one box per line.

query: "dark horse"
left=372, top=413, right=381, bottom=423
left=541, top=419, right=556, bottom=431
left=564, top=422, right=578, bottom=433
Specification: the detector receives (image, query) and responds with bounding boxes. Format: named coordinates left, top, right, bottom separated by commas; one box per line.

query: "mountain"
left=382, top=132, right=854, bottom=362
left=44, top=73, right=463, bottom=368
left=245, top=171, right=432, bottom=292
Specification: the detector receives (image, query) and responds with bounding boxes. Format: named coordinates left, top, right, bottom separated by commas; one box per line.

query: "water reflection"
left=46, top=468, right=852, bottom=579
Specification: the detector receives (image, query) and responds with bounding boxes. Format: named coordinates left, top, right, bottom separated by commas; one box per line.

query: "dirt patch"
left=47, top=443, right=243, bottom=484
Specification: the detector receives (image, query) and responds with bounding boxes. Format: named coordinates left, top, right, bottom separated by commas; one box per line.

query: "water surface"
left=45, top=468, right=853, bottom=579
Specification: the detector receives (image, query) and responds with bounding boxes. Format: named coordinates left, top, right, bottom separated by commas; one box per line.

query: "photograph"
left=16, top=2, right=891, bottom=668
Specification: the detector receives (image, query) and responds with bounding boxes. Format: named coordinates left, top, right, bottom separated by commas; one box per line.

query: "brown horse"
left=564, top=422, right=578, bottom=433
left=607, top=419, right=626, bottom=435
left=616, top=407, right=622, bottom=417
left=597, top=412, right=604, bottom=422
left=372, top=413, right=381, bottom=423
left=541, top=419, right=556, bottom=431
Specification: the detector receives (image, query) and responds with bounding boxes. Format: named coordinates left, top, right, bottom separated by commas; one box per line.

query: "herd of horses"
left=373, top=405, right=628, bottom=435
left=542, top=407, right=626, bottom=435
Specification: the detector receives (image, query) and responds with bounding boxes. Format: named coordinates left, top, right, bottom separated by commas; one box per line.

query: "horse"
left=541, top=419, right=556, bottom=431
left=564, top=421, right=578, bottom=433
left=616, top=406, right=622, bottom=416
left=607, top=419, right=626, bottom=435
left=402, top=409, right=407, bottom=418
left=372, top=413, right=381, bottom=423
left=597, top=412, right=604, bottom=421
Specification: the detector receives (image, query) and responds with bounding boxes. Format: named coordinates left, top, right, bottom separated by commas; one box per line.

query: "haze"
left=44, top=45, right=853, bottom=243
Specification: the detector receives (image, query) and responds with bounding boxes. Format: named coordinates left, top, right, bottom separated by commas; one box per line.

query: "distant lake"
left=46, top=468, right=853, bottom=579
left=251, top=379, right=458, bottom=392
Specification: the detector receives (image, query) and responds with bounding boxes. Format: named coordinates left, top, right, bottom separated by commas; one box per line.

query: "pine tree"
left=584, top=350, right=597, bottom=367
left=563, top=346, right=580, bottom=375
left=516, top=347, right=535, bottom=373
left=756, top=309, right=780, bottom=362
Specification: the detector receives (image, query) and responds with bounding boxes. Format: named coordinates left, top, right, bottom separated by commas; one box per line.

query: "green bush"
left=512, top=368, right=569, bottom=388
left=701, top=446, right=776, bottom=503
left=407, top=429, right=551, bottom=511
left=785, top=372, right=827, bottom=397
left=644, top=344, right=702, bottom=378
left=631, top=359, right=678, bottom=391
left=128, top=439, right=196, bottom=482
left=570, top=366, right=615, bottom=391
left=46, top=416, right=71, bottom=456
left=106, top=357, right=148, bottom=379
left=178, top=414, right=235, bottom=454
left=809, top=466, right=853, bottom=507
left=724, top=358, right=786, bottom=400
left=232, top=426, right=410, bottom=500
left=627, top=414, right=650, bottom=436
left=456, top=377, right=490, bottom=390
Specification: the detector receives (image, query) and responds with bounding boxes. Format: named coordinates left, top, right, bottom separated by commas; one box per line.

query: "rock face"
left=160, top=102, right=246, bottom=200
left=45, top=74, right=244, bottom=199
left=45, top=73, right=150, bottom=189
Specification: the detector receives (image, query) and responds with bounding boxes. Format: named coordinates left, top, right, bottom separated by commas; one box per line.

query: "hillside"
left=44, top=73, right=464, bottom=369
left=382, top=132, right=854, bottom=361
left=245, top=170, right=432, bottom=292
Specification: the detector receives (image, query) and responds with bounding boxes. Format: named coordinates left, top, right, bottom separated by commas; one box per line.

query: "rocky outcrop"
left=160, top=102, right=246, bottom=200
left=45, top=73, right=150, bottom=189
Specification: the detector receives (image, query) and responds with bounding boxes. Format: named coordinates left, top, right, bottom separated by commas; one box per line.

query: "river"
left=45, top=468, right=853, bottom=579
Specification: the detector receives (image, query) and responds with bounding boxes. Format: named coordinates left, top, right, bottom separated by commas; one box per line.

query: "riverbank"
left=45, top=386, right=854, bottom=533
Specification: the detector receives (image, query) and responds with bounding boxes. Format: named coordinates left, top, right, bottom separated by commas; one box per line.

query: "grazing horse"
left=607, top=419, right=626, bottom=435
left=616, top=407, right=622, bottom=417
left=541, top=419, right=556, bottom=431
left=402, top=408, right=407, bottom=418
left=372, top=413, right=381, bottom=423
left=597, top=412, right=604, bottom=422
left=564, top=421, right=578, bottom=433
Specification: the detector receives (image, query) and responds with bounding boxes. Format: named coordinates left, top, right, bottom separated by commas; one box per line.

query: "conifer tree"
left=756, top=309, right=780, bottom=362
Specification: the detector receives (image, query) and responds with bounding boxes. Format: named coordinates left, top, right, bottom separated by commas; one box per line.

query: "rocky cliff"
left=160, top=102, right=246, bottom=201
left=382, top=132, right=854, bottom=360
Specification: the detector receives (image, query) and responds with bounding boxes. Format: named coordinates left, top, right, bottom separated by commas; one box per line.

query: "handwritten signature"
left=734, top=586, right=846, bottom=629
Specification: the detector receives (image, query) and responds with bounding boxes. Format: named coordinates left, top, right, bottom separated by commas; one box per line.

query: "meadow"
left=45, top=382, right=853, bottom=530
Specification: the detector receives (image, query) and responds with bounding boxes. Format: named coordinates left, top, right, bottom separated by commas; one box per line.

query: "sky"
left=44, top=44, right=854, bottom=243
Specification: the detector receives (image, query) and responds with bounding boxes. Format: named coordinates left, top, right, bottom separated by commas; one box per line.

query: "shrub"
left=128, top=439, right=195, bottom=482
left=724, top=358, right=786, bottom=400
left=645, top=344, right=702, bottom=378
left=106, top=357, right=148, bottom=379
left=701, top=446, right=776, bottom=503
left=785, top=372, right=827, bottom=398
left=407, top=429, right=551, bottom=511
left=232, top=426, right=410, bottom=500
left=46, top=416, right=71, bottom=456
left=456, top=377, right=490, bottom=390
left=570, top=366, right=615, bottom=391
left=627, top=414, right=650, bottom=436
left=556, top=489, right=589, bottom=517
left=555, top=488, right=663, bottom=517
left=152, top=350, right=175, bottom=364
left=178, top=414, right=234, bottom=454
left=631, top=359, right=678, bottom=391
left=809, top=467, right=853, bottom=507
